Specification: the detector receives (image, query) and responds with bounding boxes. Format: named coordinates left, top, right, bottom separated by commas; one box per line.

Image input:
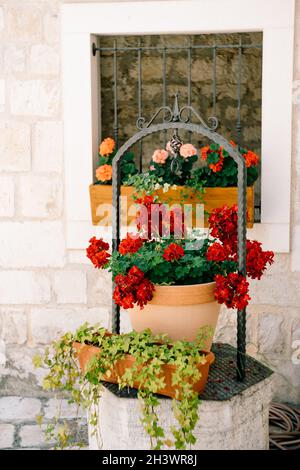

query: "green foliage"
left=108, top=237, right=237, bottom=286
left=123, top=142, right=258, bottom=199
left=190, top=143, right=259, bottom=188
left=120, top=151, right=138, bottom=182
left=124, top=172, right=165, bottom=196
left=34, top=324, right=213, bottom=450
left=190, top=160, right=258, bottom=188
left=148, top=154, right=198, bottom=187
left=124, top=151, right=200, bottom=197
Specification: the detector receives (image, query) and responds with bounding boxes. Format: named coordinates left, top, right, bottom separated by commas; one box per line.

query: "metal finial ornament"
left=170, top=133, right=183, bottom=173
left=170, top=133, right=183, bottom=154
left=172, top=93, right=180, bottom=122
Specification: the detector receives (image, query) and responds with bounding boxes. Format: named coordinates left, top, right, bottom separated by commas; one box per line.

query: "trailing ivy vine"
left=34, top=324, right=212, bottom=450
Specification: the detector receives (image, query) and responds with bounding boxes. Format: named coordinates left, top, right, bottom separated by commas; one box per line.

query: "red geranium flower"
left=113, top=265, right=155, bottom=309
left=135, top=279, right=155, bottom=309
left=91, top=251, right=111, bottom=269
left=163, top=243, right=184, bottom=262
left=114, top=274, right=133, bottom=293
left=208, top=205, right=238, bottom=249
left=206, top=242, right=231, bottom=262
left=214, top=273, right=250, bottom=310
left=86, top=237, right=110, bottom=269
left=127, top=265, right=145, bottom=284
left=245, top=240, right=274, bottom=279
left=136, top=195, right=185, bottom=239
left=135, top=195, right=163, bottom=239
left=169, top=207, right=185, bottom=238
left=113, top=286, right=135, bottom=309
left=118, top=233, right=144, bottom=255
left=87, top=236, right=109, bottom=252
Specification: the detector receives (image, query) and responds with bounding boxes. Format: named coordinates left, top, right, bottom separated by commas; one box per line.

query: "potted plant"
left=89, top=137, right=259, bottom=227
left=87, top=204, right=274, bottom=347
left=35, top=325, right=214, bottom=450
left=89, top=136, right=138, bottom=225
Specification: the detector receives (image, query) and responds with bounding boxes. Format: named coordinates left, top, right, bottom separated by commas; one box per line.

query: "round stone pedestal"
left=88, top=376, right=273, bottom=450
left=88, top=344, right=274, bottom=450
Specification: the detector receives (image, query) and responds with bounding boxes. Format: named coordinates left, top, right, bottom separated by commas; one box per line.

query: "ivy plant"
left=34, top=324, right=213, bottom=450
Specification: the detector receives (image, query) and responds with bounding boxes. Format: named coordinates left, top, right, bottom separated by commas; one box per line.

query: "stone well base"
left=88, top=376, right=274, bottom=450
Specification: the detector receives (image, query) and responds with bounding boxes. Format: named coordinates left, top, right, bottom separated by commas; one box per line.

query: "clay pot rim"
left=146, top=281, right=217, bottom=306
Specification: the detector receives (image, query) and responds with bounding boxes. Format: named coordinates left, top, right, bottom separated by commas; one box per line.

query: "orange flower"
left=244, top=150, right=259, bottom=168
left=229, top=141, right=259, bottom=167
left=209, top=155, right=224, bottom=173
left=201, top=145, right=224, bottom=172
left=152, top=149, right=169, bottom=164
left=201, top=146, right=210, bottom=161
left=99, top=137, right=115, bottom=156
left=96, top=164, right=113, bottom=182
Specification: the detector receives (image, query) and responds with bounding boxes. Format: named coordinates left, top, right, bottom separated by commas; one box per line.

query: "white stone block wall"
left=0, top=0, right=299, bottom=406
left=0, top=396, right=88, bottom=449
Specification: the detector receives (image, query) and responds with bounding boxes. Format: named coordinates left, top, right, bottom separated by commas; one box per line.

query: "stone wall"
left=0, top=0, right=299, bottom=409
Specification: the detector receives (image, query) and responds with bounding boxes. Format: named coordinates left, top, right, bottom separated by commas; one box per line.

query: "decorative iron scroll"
left=136, top=93, right=219, bottom=131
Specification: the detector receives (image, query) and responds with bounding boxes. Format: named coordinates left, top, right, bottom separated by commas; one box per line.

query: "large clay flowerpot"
left=129, top=282, right=220, bottom=349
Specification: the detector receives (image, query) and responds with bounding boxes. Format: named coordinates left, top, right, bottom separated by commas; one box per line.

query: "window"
left=97, top=32, right=262, bottom=220
left=62, top=0, right=295, bottom=252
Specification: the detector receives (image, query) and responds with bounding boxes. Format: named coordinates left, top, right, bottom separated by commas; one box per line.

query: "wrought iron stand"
left=108, top=94, right=272, bottom=397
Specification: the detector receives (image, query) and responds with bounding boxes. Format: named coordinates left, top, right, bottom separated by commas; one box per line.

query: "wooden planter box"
left=73, top=341, right=215, bottom=400
left=89, top=184, right=254, bottom=228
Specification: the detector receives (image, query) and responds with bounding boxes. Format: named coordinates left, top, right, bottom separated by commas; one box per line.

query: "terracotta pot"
left=129, top=282, right=220, bottom=349
left=73, top=340, right=215, bottom=400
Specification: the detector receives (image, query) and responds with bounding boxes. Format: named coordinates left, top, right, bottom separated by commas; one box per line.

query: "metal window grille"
left=93, top=33, right=262, bottom=219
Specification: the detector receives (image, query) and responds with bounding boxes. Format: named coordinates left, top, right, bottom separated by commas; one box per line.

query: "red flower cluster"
left=113, top=266, right=155, bottom=309
left=118, top=233, right=144, bottom=255
left=86, top=202, right=274, bottom=312
left=208, top=206, right=274, bottom=280
left=86, top=237, right=110, bottom=269
left=136, top=195, right=162, bottom=239
left=245, top=240, right=274, bottom=280
left=136, top=195, right=185, bottom=239
left=208, top=205, right=238, bottom=248
left=163, top=243, right=185, bottom=262
left=169, top=207, right=185, bottom=238
left=206, top=242, right=230, bottom=262
left=207, top=205, right=275, bottom=309
left=214, top=273, right=250, bottom=310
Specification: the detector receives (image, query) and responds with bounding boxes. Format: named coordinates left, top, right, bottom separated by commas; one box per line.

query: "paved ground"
left=0, top=396, right=88, bottom=450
